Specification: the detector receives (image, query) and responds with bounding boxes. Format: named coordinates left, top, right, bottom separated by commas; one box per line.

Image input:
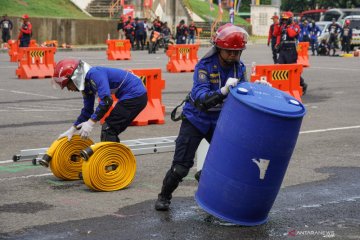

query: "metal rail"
left=13, top=136, right=177, bottom=165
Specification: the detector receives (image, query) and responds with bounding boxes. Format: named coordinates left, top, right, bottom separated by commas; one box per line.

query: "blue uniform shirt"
left=183, top=53, right=247, bottom=134
left=74, top=67, right=147, bottom=126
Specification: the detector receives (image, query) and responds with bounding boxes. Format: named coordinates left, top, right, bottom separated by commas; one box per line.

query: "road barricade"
left=166, top=44, right=199, bottom=73
left=16, top=47, right=56, bottom=79
left=250, top=64, right=303, bottom=101
left=8, top=39, right=37, bottom=62
left=106, top=39, right=131, bottom=60
left=100, top=68, right=166, bottom=126
left=297, top=42, right=309, bottom=67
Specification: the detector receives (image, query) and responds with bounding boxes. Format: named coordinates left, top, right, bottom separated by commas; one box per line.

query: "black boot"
left=154, top=165, right=189, bottom=211
left=155, top=194, right=171, bottom=211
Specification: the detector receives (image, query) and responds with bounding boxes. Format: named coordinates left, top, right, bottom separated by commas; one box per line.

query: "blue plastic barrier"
left=195, top=82, right=306, bottom=226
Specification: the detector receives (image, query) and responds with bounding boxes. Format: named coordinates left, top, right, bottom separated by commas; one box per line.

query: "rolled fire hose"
left=40, top=135, right=94, bottom=180
left=81, top=142, right=136, bottom=192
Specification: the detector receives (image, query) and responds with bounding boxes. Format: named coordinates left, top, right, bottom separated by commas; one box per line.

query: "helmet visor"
left=51, top=76, right=69, bottom=89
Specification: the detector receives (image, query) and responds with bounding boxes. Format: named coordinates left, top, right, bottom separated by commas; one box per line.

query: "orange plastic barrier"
left=166, top=44, right=199, bottom=73
left=100, top=68, right=166, bottom=126
left=250, top=64, right=303, bottom=101
left=297, top=42, right=310, bottom=67
left=106, top=39, right=131, bottom=60
left=16, top=47, right=56, bottom=79
left=7, top=40, right=37, bottom=62
left=41, top=40, right=58, bottom=48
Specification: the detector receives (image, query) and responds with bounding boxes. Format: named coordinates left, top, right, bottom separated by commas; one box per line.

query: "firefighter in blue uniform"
left=40, top=59, right=147, bottom=168
left=309, top=20, right=321, bottom=56
left=155, top=24, right=253, bottom=211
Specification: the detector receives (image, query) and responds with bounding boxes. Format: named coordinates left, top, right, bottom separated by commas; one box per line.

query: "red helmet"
left=345, top=19, right=350, bottom=25
left=281, top=11, right=293, bottom=19
left=53, top=59, right=80, bottom=89
left=22, top=14, right=29, bottom=19
left=213, top=23, right=248, bottom=50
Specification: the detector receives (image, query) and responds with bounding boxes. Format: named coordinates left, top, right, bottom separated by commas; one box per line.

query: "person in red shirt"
left=276, top=11, right=307, bottom=95
left=267, top=15, right=280, bottom=63
left=18, top=14, right=32, bottom=47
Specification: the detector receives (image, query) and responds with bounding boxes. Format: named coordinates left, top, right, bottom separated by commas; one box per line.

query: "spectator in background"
left=0, top=14, right=13, bottom=46
left=134, top=17, right=146, bottom=50
left=123, top=18, right=135, bottom=49
left=143, top=19, right=149, bottom=44
left=187, top=21, right=197, bottom=44
left=309, top=20, right=321, bottom=56
left=117, top=17, right=125, bottom=39
left=267, top=15, right=280, bottom=63
left=340, top=19, right=352, bottom=54
left=18, top=14, right=32, bottom=47
left=299, top=20, right=310, bottom=42
left=327, top=18, right=342, bottom=56
left=176, top=19, right=187, bottom=44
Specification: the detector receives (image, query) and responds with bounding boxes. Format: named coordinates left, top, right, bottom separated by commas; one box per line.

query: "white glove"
left=58, top=126, right=77, bottom=141
left=77, top=119, right=96, bottom=138
left=254, top=79, right=272, bottom=87
left=220, top=77, right=239, bottom=95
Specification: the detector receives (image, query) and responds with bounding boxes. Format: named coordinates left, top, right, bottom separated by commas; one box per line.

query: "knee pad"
left=171, top=164, right=190, bottom=182
left=101, top=123, right=120, bottom=142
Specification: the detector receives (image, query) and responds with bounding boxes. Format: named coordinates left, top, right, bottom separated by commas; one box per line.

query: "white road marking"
left=0, top=89, right=59, bottom=99
left=0, top=125, right=359, bottom=180
left=300, top=125, right=360, bottom=134
left=0, top=173, right=53, bottom=181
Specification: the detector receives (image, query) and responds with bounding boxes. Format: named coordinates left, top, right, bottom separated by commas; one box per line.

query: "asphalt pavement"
left=0, top=44, right=359, bottom=240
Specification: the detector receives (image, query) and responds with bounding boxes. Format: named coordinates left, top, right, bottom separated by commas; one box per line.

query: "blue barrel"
left=195, top=82, right=306, bottom=226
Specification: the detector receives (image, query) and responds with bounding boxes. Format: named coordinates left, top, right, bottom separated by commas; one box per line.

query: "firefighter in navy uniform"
left=39, top=59, right=148, bottom=168
left=267, top=15, right=281, bottom=63
left=154, top=24, right=270, bottom=211
left=276, top=11, right=308, bottom=95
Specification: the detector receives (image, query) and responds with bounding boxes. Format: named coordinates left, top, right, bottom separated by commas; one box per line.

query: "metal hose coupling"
left=38, top=154, right=52, bottom=168
left=80, top=147, right=94, bottom=161
left=41, top=135, right=94, bottom=180
left=82, top=142, right=136, bottom=192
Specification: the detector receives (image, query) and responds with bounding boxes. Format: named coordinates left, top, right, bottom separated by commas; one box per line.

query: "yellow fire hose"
left=39, top=135, right=94, bottom=180
left=81, top=142, right=136, bottom=192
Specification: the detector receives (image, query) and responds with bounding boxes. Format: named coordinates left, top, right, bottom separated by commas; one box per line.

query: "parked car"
left=320, top=8, right=360, bottom=22
left=342, top=16, right=360, bottom=50
left=300, top=9, right=326, bottom=22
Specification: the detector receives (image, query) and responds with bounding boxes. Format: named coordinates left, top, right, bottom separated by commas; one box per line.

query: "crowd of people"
left=269, top=14, right=354, bottom=57
left=116, top=16, right=199, bottom=51
left=0, top=14, right=32, bottom=48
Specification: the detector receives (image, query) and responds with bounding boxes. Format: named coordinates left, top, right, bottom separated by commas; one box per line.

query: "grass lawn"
left=0, top=0, right=90, bottom=19
left=184, top=0, right=250, bottom=26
